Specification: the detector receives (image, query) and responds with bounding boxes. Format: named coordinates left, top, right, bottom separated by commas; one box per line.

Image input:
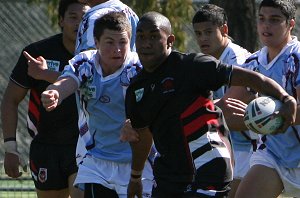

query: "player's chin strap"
left=4, top=140, right=27, bottom=172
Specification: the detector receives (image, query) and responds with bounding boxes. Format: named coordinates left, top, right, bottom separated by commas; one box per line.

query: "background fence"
left=0, top=162, right=36, bottom=198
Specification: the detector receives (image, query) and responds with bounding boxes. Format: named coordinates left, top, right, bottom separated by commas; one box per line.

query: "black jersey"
left=11, top=34, right=79, bottom=145
left=126, top=51, right=233, bottom=191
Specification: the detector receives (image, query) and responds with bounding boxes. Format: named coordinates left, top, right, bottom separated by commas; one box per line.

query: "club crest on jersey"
left=135, top=88, right=144, bottom=102
left=161, top=77, right=175, bottom=94
left=46, top=60, right=60, bottom=72
left=38, top=168, right=47, bottom=183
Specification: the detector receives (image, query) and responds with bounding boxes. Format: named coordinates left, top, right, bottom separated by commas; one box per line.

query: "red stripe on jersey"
left=183, top=115, right=218, bottom=137
left=28, top=90, right=41, bottom=122
left=180, top=96, right=214, bottom=119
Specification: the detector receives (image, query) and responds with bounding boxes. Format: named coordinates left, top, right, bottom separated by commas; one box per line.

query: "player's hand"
left=127, top=180, right=143, bottom=198
left=41, top=90, right=60, bottom=111
left=225, top=98, right=247, bottom=116
left=120, top=119, right=139, bottom=142
left=23, top=51, right=48, bottom=80
left=4, top=152, right=27, bottom=178
left=273, top=96, right=297, bottom=134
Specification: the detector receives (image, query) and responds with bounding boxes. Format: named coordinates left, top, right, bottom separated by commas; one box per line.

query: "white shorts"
left=75, top=136, right=87, bottom=165
left=74, top=154, right=153, bottom=198
left=233, top=150, right=252, bottom=179
left=250, top=149, right=300, bottom=197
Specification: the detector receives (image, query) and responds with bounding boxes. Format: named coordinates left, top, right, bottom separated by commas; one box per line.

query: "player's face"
left=60, top=3, right=89, bottom=43
left=136, top=20, right=172, bottom=72
left=95, top=29, right=130, bottom=74
left=193, top=21, right=227, bottom=58
left=257, top=6, right=294, bottom=49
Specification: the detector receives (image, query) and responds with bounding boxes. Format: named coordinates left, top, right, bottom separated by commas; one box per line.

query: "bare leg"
left=235, top=165, right=283, bottom=198
left=228, top=179, right=241, bottom=198
left=68, top=173, right=84, bottom=198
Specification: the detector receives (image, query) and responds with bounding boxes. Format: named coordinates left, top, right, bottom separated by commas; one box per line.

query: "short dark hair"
left=259, top=0, right=297, bottom=20
left=58, top=0, right=84, bottom=18
left=138, top=11, right=172, bottom=35
left=93, top=12, right=132, bottom=40
left=192, top=4, right=228, bottom=26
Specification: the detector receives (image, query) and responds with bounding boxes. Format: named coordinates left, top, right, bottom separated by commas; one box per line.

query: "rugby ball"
left=244, top=96, right=283, bottom=134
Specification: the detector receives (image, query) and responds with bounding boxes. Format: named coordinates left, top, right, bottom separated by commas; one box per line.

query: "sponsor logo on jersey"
left=38, top=168, right=47, bottom=183
left=135, top=88, right=144, bottom=102
left=46, top=60, right=60, bottom=71
left=85, top=86, right=96, bottom=99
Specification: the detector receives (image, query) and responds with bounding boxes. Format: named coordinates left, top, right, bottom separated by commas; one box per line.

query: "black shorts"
left=29, top=139, right=78, bottom=190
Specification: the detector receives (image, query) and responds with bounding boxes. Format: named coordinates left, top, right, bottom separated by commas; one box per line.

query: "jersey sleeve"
left=61, top=52, right=95, bottom=88
left=10, top=45, right=38, bottom=89
left=191, top=54, right=233, bottom=91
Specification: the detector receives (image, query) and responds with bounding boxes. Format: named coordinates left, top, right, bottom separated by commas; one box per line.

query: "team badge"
left=46, top=60, right=60, bottom=71
left=134, top=88, right=144, bottom=102
left=99, top=95, right=110, bottom=103
left=38, top=168, right=47, bottom=183
left=161, top=77, right=175, bottom=94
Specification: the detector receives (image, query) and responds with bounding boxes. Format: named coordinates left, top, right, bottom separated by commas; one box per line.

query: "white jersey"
left=61, top=50, right=142, bottom=163
left=242, top=36, right=300, bottom=168
left=213, top=41, right=257, bottom=149
left=214, top=40, right=251, bottom=99
left=75, top=0, right=139, bottom=54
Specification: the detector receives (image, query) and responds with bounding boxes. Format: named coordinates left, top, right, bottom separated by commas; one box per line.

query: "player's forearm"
left=46, top=76, right=78, bottom=103
left=231, top=66, right=288, bottom=101
left=130, top=127, right=153, bottom=173
left=39, top=70, right=61, bottom=83
left=1, top=98, right=18, bottom=140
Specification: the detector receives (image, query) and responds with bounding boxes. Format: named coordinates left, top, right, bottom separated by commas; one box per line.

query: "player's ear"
left=289, top=19, right=295, bottom=30
left=220, top=24, right=228, bottom=36
left=167, top=34, right=175, bottom=48
left=58, top=16, right=64, bottom=29
left=94, top=37, right=100, bottom=49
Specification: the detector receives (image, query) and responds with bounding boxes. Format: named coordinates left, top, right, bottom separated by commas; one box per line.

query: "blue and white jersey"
left=214, top=40, right=251, bottom=99
left=213, top=40, right=256, bottom=151
left=61, top=50, right=142, bottom=163
left=75, top=0, right=139, bottom=54
left=242, top=36, right=300, bottom=168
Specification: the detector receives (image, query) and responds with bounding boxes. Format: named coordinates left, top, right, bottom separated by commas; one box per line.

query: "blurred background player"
left=192, top=4, right=257, bottom=197
left=1, top=0, right=89, bottom=197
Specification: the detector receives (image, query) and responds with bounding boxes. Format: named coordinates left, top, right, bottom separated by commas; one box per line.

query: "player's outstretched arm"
left=41, top=76, right=78, bottom=111
left=230, top=66, right=297, bottom=132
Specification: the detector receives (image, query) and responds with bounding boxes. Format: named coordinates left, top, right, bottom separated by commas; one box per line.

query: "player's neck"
left=267, top=36, right=292, bottom=63
left=213, top=41, right=228, bottom=59
left=62, top=36, right=75, bottom=55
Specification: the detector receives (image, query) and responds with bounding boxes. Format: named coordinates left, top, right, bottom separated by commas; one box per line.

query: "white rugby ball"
left=244, top=96, right=283, bottom=134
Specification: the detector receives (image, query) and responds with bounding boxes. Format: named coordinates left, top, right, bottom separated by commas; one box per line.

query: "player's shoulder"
left=22, top=34, right=63, bottom=58
left=72, top=50, right=97, bottom=63
left=28, top=34, right=62, bottom=47
left=25, top=34, right=62, bottom=52
left=225, top=42, right=251, bottom=64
